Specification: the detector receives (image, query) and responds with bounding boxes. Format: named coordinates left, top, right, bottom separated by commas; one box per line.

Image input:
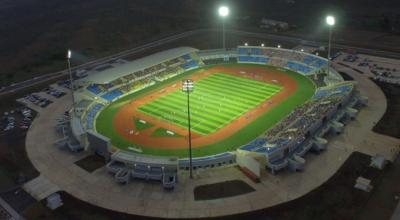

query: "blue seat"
left=87, top=84, right=102, bottom=95
left=287, top=61, right=313, bottom=75
left=101, top=89, right=123, bottom=101
left=238, top=56, right=269, bottom=64
left=180, top=60, right=198, bottom=70
left=303, top=55, right=327, bottom=68
left=85, top=103, right=104, bottom=129
left=182, top=54, right=192, bottom=61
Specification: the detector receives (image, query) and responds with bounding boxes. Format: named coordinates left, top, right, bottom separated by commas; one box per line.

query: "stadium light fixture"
left=182, top=79, right=194, bottom=179
left=66, top=49, right=76, bottom=116
left=218, top=6, right=229, bottom=50
left=182, top=79, right=194, bottom=92
left=218, top=6, right=229, bottom=17
left=326, top=15, right=336, bottom=76
left=326, top=15, right=335, bottom=26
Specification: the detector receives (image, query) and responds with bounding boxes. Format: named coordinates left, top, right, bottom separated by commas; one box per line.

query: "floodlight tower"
left=218, top=6, right=229, bottom=50
left=326, top=15, right=335, bottom=75
left=182, top=79, right=194, bottom=179
left=67, top=49, right=76, bottom=116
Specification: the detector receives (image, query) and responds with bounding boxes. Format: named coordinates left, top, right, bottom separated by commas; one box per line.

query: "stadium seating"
left=238, top=56, right=270, bottom=64
left=202, top=57, right=237, bottom=65
left=313, top=83, right=353, bottom=99
left=286, top=61, right=313, bottom=75
left=238, top=47, right=262, bottom=55
left=87, top=84, right=103, bottom=95
left=180, top=60, right=198, bottom=70
left=240, top=138, right=267, bottom=151
left=85, top=103, right=104, bottom=129
left=101, top=89, right=124, bottom=102
left=303, top=55, right=327, bottom=68
left=182, top=54, right=192, bottom=61
left=236, top=47, right=333, bottom=77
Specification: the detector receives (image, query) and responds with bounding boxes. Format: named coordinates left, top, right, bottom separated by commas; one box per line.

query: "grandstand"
left=238, top=81, right=359, bottom=174
left=77, top=47, right=202, bottom=103
left=237, top=46, right=328, bottom=75
left=62, top=45, right=363, bottom=180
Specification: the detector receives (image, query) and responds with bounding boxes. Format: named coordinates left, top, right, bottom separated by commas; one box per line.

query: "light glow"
left=67, top=49, right=71, bottom=59
left=182, top=79, right=194, bottom=92
left=326, top=15, right=335, bottom=26
left=218, top=6, right=229, bottom=17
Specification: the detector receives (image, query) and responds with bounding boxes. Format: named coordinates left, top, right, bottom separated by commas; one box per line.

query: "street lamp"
left=66, top=49, right=76, bottom=116
left=326, top=15, right=335, bottom=75
left=218, top=6, right=229, bottom=50
left=182, top=79, right=194, bottom=179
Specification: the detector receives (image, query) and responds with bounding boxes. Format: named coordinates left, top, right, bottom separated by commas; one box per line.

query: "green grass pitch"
left=138, top=73, right=282, bottom=135
left=96, top=64, right=315, bottom=158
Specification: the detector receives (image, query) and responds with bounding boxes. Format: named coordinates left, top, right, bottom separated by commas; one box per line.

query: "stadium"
left=52, top=45, right=367, bottom=184
left=22, top=39, right=400, bottom=218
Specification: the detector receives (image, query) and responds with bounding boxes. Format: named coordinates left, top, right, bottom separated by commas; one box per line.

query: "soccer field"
left=138, top=73, right=282, bottom=135
left=96, top=64, right=315, bottom=157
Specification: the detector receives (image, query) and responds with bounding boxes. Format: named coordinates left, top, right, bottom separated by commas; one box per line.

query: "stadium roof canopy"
left=79, top=47, right=198, bottom=84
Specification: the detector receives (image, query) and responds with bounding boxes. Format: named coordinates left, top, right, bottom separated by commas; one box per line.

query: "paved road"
left=1, top=28, right=400, bottom=97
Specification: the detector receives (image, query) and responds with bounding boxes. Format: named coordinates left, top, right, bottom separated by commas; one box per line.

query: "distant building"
left=260, top=18, right=289, bottom=32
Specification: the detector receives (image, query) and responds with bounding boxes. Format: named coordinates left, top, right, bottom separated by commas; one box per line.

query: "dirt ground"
left=194, top=179, right=255, bottom=201
left=113, top=66, right=298, bottom=149
left=372, top=79, right=400, bottom=139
